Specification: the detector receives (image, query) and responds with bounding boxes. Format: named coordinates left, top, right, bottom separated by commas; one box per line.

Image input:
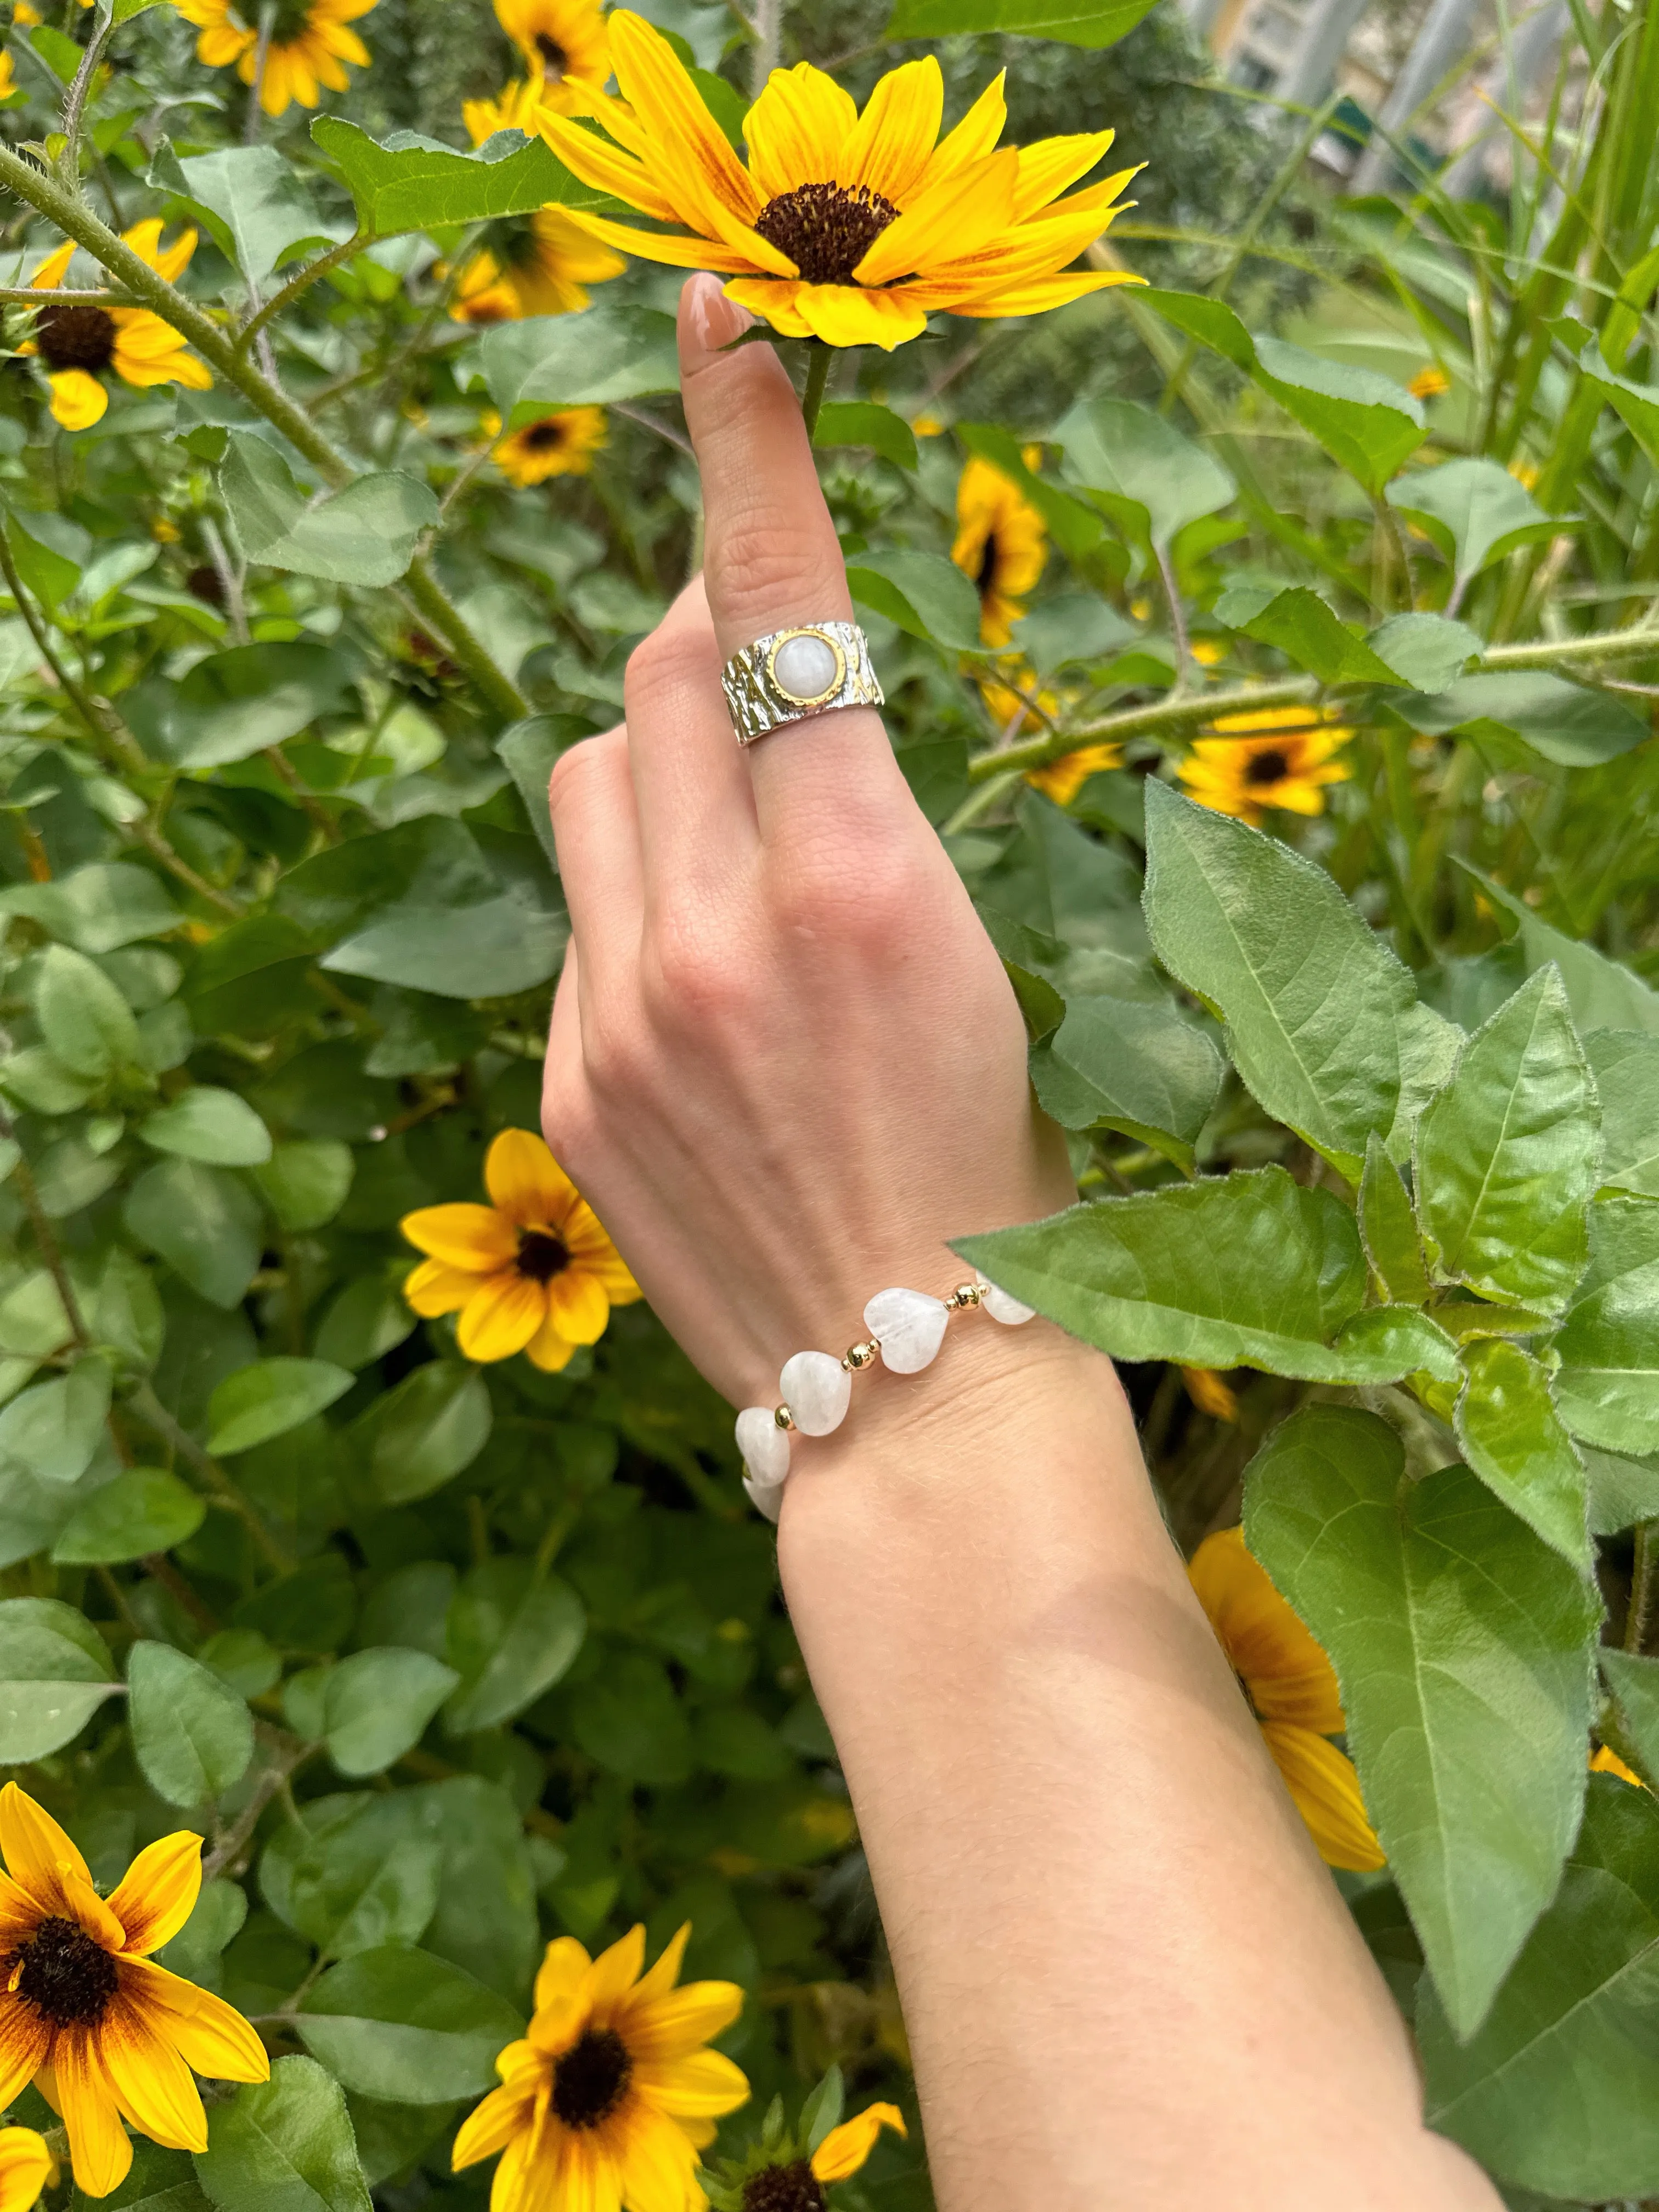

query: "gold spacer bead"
left=950, top=1282, right=983, bottom=1310
left=774, top=1404, right=794, bottom=1430
left=842, top=1340, right=879, bottom=1370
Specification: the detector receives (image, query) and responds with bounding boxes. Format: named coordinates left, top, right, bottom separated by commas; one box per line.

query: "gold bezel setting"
left=720, top=619, right=884, bottom=746
left=764, top=627, right=847, bottom=707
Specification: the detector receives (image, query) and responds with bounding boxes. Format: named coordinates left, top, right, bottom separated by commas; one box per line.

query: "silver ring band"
left=720, top=620, right=884, bottom=747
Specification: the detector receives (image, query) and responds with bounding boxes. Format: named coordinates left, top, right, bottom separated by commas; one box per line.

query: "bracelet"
left=735, top=1273, right=1036, bottom=1520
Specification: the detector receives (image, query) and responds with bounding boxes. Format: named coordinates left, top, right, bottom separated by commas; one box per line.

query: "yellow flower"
left=22, top=223, right=212, bottom=432
left=538, top=12, right=1141, bottom=350
left=910, top=410, right=945, bottom=437
left=1591, top=1743, right=1645, bottom=1787
left=0, top=1784, right=269, bottom=2198
left=1182, top=1367, right=1238, bottom=1421
left=448, top=86, right=626, bottom=324
left=1509, top=458, right=1540, bottom=490
left=1024, top=740, right=1122, bottom=806
left=1189, top=637, right=1223, bottom=667
left=0, top=54, right=15, bottom=100
left=951, top=450, right=1046, bottom=646
left=453, top=1923, right=749, bottom=2212
left=171, top=0, right=375, bottom=115
left=1188, top=1528, right=1385, bottom=1872
left=1407, top=363, right=1449, bottom=400
left=494, top=0, right=612, bottom=109
left=487, top=404, right=608, bottom=483
left=10, top=4, right=40, bottom=22
left=811, top=2102, right=907, bottom=2184
left=1177, top=704, right=1352, bottom=827
left=0, top=2130, right=53, bottom=2212
left=401, top=1127, right=641, bottom=1372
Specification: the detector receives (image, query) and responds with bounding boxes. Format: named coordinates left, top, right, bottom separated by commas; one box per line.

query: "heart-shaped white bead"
left=735, top=1406, right=790, bottom=1486
left=977, top=1273, right=1036, bottom=1325
left=864, top=1286, right=948, bottom=1374
left=744, top=1474, right=785, bottom=1523
left=780, top=1350, right=851, bottom=1436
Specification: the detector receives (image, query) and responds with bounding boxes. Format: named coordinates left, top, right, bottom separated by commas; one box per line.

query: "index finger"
left=676, top=274, right=914, bottom=842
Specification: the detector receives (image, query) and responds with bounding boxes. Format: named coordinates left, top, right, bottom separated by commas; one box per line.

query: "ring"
left=720, top=621, right=884, bottom=747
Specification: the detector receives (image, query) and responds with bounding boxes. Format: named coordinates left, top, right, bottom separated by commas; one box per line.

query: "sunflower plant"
left=0, top=0, right=1654, bottom=2204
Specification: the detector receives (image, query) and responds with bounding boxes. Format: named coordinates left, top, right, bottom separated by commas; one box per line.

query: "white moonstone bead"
left=977, top=1273, right=1036, bottom=1325
left=772, top=631, right=838, bottom=701
left=864, top=1286, right=948, bottom=1374
left=744, top=1474, right=785, bottom=1524
left=779, top=1349, right=851, bottom=1436
left=735, top=1406, right=790, bottom=1486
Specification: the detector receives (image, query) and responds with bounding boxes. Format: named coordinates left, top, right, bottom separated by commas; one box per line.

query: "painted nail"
left=679, top=273, right=755, bottom=379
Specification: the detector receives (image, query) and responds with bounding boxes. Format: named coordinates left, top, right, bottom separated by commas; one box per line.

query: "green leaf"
left=149, top=143, right=345, bottom=288
left=1577, top=337, right=1659, bottom=468
left=0, top=1596, right=119, bottom=1761
left=956, top=1166, right=1451, bottom=1383
left=1363, top=612, right=1483, bottom=694
left=261, top=1793, right=444, bottom=1958
left=443, top=1558, right=586, bottom=1735
left=52, top=1467, right=205, bottom=1565
left=886, top=0, right=1156, bottom=42
left=126, top=1160, right=264, bottom=1310
left=1398, top=671, right=1649, bottom=766
left=800, top=2067, right=846, bottom=2154
left=1387, top=458, right=1558, bottom=592
left=253, top=1141, right=356, bottom=1232
left=1420, top=1776, right=1659, bottom=2199
left=36, top=945, right=142, bottom=1081
left=1587, top=1029, right=1659, bottom=1197
left=567, top=1650, right=691, bottom=1785
left=123, top=644, right=360, bottom=771
left=208, top=1358, right=353, bottom=1456
left=956, top=424, right=1107, bottom=565
left=324, top=1649, right=460, bottom=1776
left=0, top=861, right=180, bottom=952
left=1244, top=1405, right=1600, bottom=2038
left=1056, top=397, right=1235, bottom=547
left=1135, top=286, right=1256, bottom=370
left=143, top=1088, right=273, bottom=1168
left=0, top=1359, right=112, bottom=1483
left=1214, top=583, right=1399, bottom=685
left=1027, top=992, right=1223, bottom=1169
left=1141, top=781, right=1450, bottom=1178
left=1548, top=1195, right=1659, bottom=1454
left=845, top=548, right=985, bottom=653
left=155, top=1876, right=247, bottom=1993
left=76, top=2138, right=210, bottom=2211
left=220, top=434, right=438, bottom=588
left=195, top=2055, right=372, bottom=2212
left=1416, top=968, right=1598, bottom=1312
left=351, top=1360, right=492, bottom=1505
left=1010, top=592, right=1138, bottom=674
left=1584, top=1443, right=1659, bottom=1534
left=496, top=713, right=582, bottom=871
left=1600, top=1649, right=1659, bottom=1788
left=128, top=1641, right=255, bottom=1808
left=1250, top=335, right=1425, bottom=494
left=472, top=306, right=679, bottom=421
left=1454, top=1338, right=1593, bottom=1570
left=296, top=1947, right=524, bottom=2103
left=235, top=1552, right=356, bottom=1655
left=814, top=401, right=918, bottom=471
left=1359, top=1132, right=1430, bottom=1304
left=320, top=893, right=563, bottom=1001
left=313, top=1276, right=415, bottom=1371
left=313, top=115, right=608, bottom=236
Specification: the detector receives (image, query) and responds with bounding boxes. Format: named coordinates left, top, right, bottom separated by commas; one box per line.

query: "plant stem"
left=127, top=1381, right=294, bottom=1573
left=238, top=232, right=367, bottom=356
left=61, top=0, right=119, bottom=184
left=0, top=284, right=137, bottom=305
left=750, top=0, right=781, bottom=97
left=1628, top=1519, right=1657, bottom=1652
left=800, top=342, right=832, bottom=443
left=404, top=554, right=529, bottom=721
left=0, top=1097, right=90, bottom=1349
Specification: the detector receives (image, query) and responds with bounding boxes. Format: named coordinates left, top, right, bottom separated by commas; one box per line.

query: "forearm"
left=778, top=1324, right=1498, bottom=2212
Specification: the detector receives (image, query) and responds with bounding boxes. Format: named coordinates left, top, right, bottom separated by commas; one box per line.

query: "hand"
left=539, top=274, right=1074, bottom=1411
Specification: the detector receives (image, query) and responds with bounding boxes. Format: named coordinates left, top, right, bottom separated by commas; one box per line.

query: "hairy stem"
left=404, top=554, right=529, bottom=721
left=800, top=342, right=832, bottom=443
left=238, top=232, right=368, bottom=356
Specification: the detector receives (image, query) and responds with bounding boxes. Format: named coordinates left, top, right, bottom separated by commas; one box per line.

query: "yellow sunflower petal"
left=399, top=1202, right=518, bottom=1271
left=0, top=2004, right=50, bottom=2109
left=1011, top=128, right=1116, bottom=218
left=719, top=277, right=813, bottom=335
left=452, top=2078, right=538, bottom=2169
left=199, top=21, right=255, bottom=62
left=743, top=61, right=857, bottom=202
left=456, top=1273, right=548, bottom=1362
left=917, top=70, right=1006, bottom=188
left=627, top=1923, right=689, bottom=2007
left=941, top=269, right=1137, bottom=318
left=0, top=1784, right=93, bottom=1916
left=51, top=2027, right=133, bottom=2200
left=106, top=1832, right=201, bottom=1959
left=100, top=1996, right=207, bottom=2152
left=562, top=2128, right=625, bottom=2212
left=117, top=1958, right=269, bottom=2083
left=542, top=1269, right=610, bottom=1346
left=607, top=12, right=765, bottom=234
left=486, top=1127, right=579, bottom=1230
left=810, top=2102, right=907, bottom=2183
left=583, top=1923, right=646, bottom=2017
left=1189, top=1527, right=1344, bottom=1733
left=1260, top=1722, right=1385, bottom=1872
left=635, top=2046, right=750, bottom=2118
left=0, top=1871, right=43, bottom=1953
left=524, top=1312, right=578, bottom=1372
left=853, top=145, right=1017, bottom=289
left=616, top=2103, right=703, bottom=2212
left=47, top=370, right=109, bottom=431
left=1592, top=1743, right=1646, bottom=1786
left=626, top=1979, right=745, bottom=2064
left=538, top=112, right=687, bottom=227
left=535, top=1934, right=593, bottom=2014
left=542, top=207, right=764, bottom=274
left=404, top=1258, right=482, bottom=1318
left=841, top=57, right=943, bottom=203
left=28, top=240, right=75, bottom=290
left=0, top=2128, right=54, bottom=2212
left=791, top=283, right=929, bottom=351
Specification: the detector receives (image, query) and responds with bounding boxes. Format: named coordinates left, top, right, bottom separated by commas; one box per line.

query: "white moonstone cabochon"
left=779, top=1349, right=852, bottom=1435
left=735, top=1406, right=790, bottom=1485
left=744, top=1474, right=785, bottom=1523
left=864, top=1286, right=948, bottom=1373
left=977, top=1274, right=1036, bottom=1325
left=772, top=632, right=839, bottom=701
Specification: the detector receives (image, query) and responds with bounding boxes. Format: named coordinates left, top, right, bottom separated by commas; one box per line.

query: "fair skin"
left=540, top=273, right=1502, bottom=2212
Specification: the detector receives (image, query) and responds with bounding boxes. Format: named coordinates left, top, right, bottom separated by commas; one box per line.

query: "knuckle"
left=547, top=728, right=623, bottom=820
left=624, top=624, right=713, bottom=716
left=644, top=901, right=752, bottom=1034
left=767, top=836, right=916, bottom=948
left=706, top=516, right=837, bottom=625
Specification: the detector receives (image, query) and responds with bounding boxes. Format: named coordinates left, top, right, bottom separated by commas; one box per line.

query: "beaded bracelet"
left=734, top=1273, right=1036, bottom=1520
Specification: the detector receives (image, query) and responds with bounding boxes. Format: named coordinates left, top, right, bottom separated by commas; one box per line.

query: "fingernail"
left=679, top=273, right=755, bottom=379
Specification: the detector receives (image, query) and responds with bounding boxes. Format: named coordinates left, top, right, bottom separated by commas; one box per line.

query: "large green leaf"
left=1359, top=1132, right=1430, bottom=1304
left=0, top=1597, right=120, bottom=1762
left=297, top=1947, right=523, bottom=2102
left=261, top=1793, right=444, bottom=1959
left=313, top=117, right=609, bottom=236
left=812, top=400, right=919, bottom=473
left=1250, top=335, right=1425, bottom=493
left=321, top=895, right=563, bottom=1000
left=195, top=2056, right=372, bottom=2212
left=149, top=144, right=346, bottom=288
left=1244, top=1406, right=1601, bottom=2038
left=323, top=1649, right=459, bottom=1776
left=472, top=307, right=679, bottom=422
left=125, top=1159, right=264, bottom=1310
left=887, top=0, right=1156, bottom=42
left=36, top=944, right=142, bottom=1079
left=1399, top=672, right=1649, bottom=766
left=443, top=1558, right=586, bottom=1735
left=1547, top=1195, right=1659, bottom=1453
left=220, top=434, right=438, bottom=588
left=1577, top=339, right=1659, bottom=469
left=1467, top=870, right=1659, bottom=1039
left=123, top=644, right=359, bottom=771
left=0, top=1359, right=112, bottom=1483
left=52, top=1467, right=205, bottom=1565
left=349, top=1360, right=492, bottom=1506
left=1386, top=458, right=1558, bottom=592
left=1056, top=397, right=1235, bottom=546
left=1587, top=1029, right=1659, bottom=1197
left=1415, top=968, right=1598, bottom=1313
left=956, top=1166, right=1457, bottom=1383
left=1600, top=1649, right=1659, bottom=1788
left=1027, top=992, right=1223, bottom=1169
left=1421, top=1777, right=1659, bottom=2198
left=208, top=1358, right=354, bottom=1456
left=845, top=549, right=984, bottom=653
left=1454, top=1339, right=1592, bottom=1570
left=0, top=862, right=180, bottom=953
left=143, top=1088, right=273, bottom=1169
left=128, top=1641, right=255, bottom=1809
left=1141, top=781, right=1454, bottom=1178
left=1213, top=583, right=1399, bottom=686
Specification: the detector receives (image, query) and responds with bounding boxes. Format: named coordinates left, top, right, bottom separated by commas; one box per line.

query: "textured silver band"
left=720, top=620, right=884, bottom=747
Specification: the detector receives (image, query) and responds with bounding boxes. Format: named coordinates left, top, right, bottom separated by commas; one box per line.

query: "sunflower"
left=453, top=1922, right=750, bottom=2212
left=21, top=224, right=212, bottom=432
left=1188, top=1528, right=1384, bottom=1873
left=0, top=2131, right=53, bottom=2212
left=485, top=404, right=608, bottom=483
left=1181, top=1367, right=1238, bottom=1421
left=1591, top=1743, right=1645, bottom=1786
left=171, top=0, right=375, bottom=116
left=0, top=1784, right=269, bottom=2197
left=0, top=54, right=16, bottom=101
left=448, top=84, right=625, bottom=325
left=706, top=2097, right=906, bottom=2211
left=1023, top=740, right=1122, bottom=806
left=494, top=0, right=611, bottom=109
left=538, top=13, right=1141, bottom=350
left=401, top=1127, right=641, bottom=1371
left=1407, top=363, right=1450, bottom=400
left=951, top=452, right=1047, bottom=646
left=1177, top=704, right=1352, bottom=827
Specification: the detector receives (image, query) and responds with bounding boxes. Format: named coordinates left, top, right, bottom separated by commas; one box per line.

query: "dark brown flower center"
left=743, top=2163, right=828, bottom=2212
left=754, top=182, right=899, bottom=285
left=10, top=1915, right=119, bottom=2029
left=516, top=1227, right=571, bottom=1283
left=35, top=303, right=116, bottom=375
left=522, top=419, right=569, bottom=451
left=187, top=564, right=226, bottom=606
left=551, top=2027, right=631, bottom=2128
left=535, top=31, right=568, bottom=73
left=974, top=532, right=1001, bottom=596
left=1244, top=746, right=1290, bottom=785
left=269, top=0, right=319, bottom=43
